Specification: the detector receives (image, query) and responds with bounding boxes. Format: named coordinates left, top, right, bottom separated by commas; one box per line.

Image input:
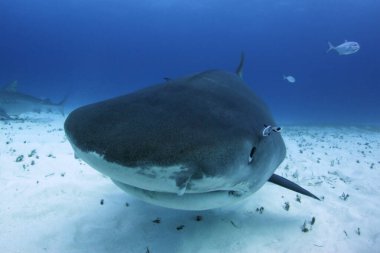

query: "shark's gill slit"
left=248, top=146, right=256, bottom=163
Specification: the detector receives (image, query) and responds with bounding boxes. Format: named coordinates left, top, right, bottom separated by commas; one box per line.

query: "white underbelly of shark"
left=73, top=145, right=252, bottom=210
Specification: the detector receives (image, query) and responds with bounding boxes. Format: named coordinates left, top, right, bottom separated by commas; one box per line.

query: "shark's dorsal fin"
left=268, top=173, right=320, bottom=200
left=236, top=52, right=245, bottom=78
left=4, top=80, right=18, bottom=92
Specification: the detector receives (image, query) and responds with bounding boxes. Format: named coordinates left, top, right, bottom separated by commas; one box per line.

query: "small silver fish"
left=283, top=75, right=296, bottom=83
left=327, top=40, right=360, bottom=55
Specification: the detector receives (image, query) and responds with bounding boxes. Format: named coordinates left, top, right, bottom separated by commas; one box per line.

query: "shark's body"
left=0, top=81, right=66, bottom=119
left=64, top=55, right=318, bottom=210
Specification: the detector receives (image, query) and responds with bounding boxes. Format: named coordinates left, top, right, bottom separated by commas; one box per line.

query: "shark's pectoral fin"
left=268, top=174, right=320, bottom=200
left=0, top=108, right=11, bottom=120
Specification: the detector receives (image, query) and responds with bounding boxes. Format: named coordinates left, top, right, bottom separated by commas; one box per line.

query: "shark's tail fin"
left=327, top=42, right=335, bottom=53
left=56, top=94, right=69, bottom=116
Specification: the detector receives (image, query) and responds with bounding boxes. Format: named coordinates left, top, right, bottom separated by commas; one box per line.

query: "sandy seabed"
left=1, top=113, right=379, bottom=253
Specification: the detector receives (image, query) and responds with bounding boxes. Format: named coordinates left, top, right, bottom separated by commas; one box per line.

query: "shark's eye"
left=248, top=146, right=256, bottom=163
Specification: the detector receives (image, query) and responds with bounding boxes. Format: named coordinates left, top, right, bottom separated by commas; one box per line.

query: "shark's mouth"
left=68, top=143, right=250, bottom=210
left=111, top=179, right=248, bottom=210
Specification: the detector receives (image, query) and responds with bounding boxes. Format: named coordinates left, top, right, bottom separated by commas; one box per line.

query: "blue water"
left=1, top=0, right=379, bottom=125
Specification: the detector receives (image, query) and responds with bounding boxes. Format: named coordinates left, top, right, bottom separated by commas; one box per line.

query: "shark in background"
left=0, top=81, right=67, bottom=120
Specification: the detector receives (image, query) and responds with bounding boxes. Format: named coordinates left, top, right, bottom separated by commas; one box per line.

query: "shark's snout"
left=64, top=104, right=260, bottom=210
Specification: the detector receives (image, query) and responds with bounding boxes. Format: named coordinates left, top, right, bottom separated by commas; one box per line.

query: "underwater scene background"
left=2, top=1, right=380, bottom=253
left=0, top=0, right=379, bottom=125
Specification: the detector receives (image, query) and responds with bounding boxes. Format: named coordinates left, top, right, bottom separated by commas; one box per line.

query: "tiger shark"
left=64, top=54, right=319, bottom=210
left=0, top=81, right=67, bottom=120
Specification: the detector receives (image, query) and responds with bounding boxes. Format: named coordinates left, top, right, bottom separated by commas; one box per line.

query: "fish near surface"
left=64, top=54, right=319, bottom=210
left=283, top=75, right=296, bottom=83
left=0, top=81, right=67, bottom=119
left=327, top=40, right=360, bottom=55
